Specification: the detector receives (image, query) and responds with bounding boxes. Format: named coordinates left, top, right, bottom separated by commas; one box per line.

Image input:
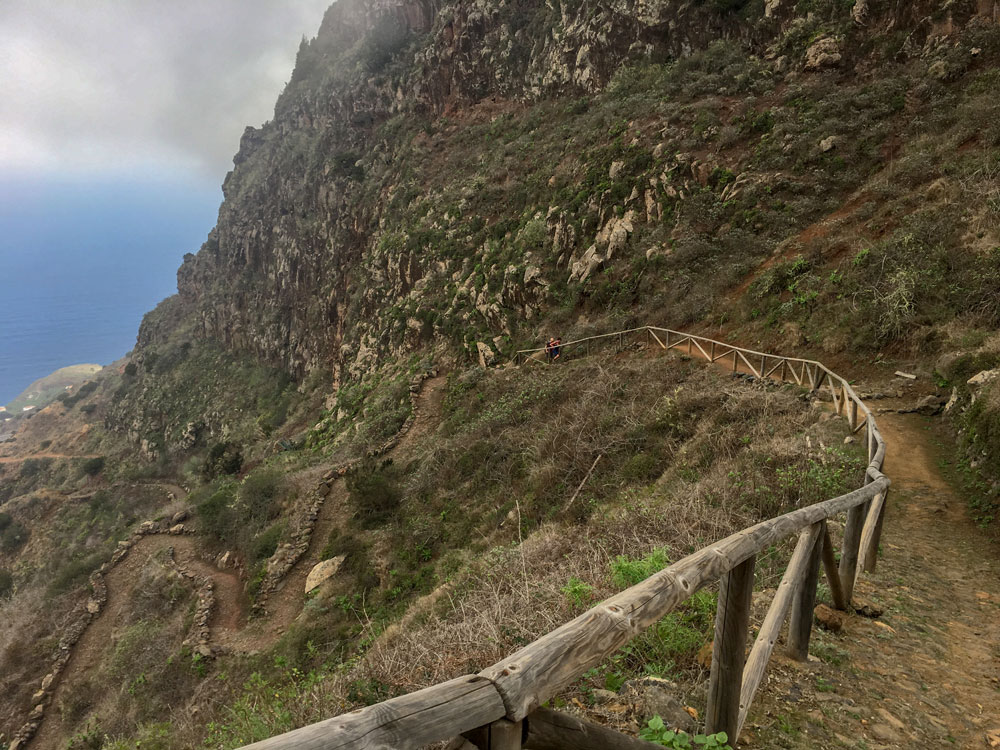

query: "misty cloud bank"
left=0, top=0, right=331, bottom=180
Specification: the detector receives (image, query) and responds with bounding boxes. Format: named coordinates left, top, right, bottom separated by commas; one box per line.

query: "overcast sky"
left=0, top=0, right=332, bottom=182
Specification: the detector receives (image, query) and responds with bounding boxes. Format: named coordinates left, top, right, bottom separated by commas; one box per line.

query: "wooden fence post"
left=865, top=490, right=887, bottom=573
left=465, top=719, right=523, bottom=750
left=732, top=350, right=738, bottom=373
left=787, top=522, right=823, bottom=661
left=706, top=556, right=755, bottom=739
left=820, top=521, right=848, bottom=611
left=839, top=503, right=865, bottom=604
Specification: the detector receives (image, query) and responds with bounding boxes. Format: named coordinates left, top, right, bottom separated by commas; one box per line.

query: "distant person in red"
left=545, top=336, right=562, bottom=362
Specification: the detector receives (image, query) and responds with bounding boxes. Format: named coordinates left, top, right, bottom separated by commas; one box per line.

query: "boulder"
left=804, top=37, right=842, bottom=70
left=304, top=555, right=346, bottom=594
left=819, top=136, right=840, bottom=152
left=944, top=387, right=959, bottom=414
left=476, top=341, right=497, bottom=368
left=815, top=603, right=847, bottom=632
left=622, top=676, right=697, bottom=733
left=171, top=509, right=189, bottom=524
left=569, top=244, right=605, bottom=283
left=968, top=369, right=1000, bottom=389
left=851, top=0, right=870, bottom=25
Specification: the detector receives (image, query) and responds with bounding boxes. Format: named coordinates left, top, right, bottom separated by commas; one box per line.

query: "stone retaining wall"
left=9, top=517, right=196, bottom=749
left=250, top=369, right=436, bottom=615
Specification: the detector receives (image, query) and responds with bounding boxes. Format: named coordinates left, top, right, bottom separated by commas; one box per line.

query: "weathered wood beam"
left=706, top=556, right=755, bottom=739
left=764, top=359, right=784, bottom=379
left=864, top=488, right=887, bottom=574
left=787, top=523, right=823, bottom=662
left=648, top=329, right=667, bottom=350
left=240, top=675, right=506, bottom=750
left=856, top=492, right=886, bottom=578
left=821, top=521, right=848, bottom=612
left=522, top=707, right=664, bottom=750
left=737, top=350, right=760, bottom=377
left=839, top=502, right=865, bottom=605
left=479, top=477, right=886, bottom=721
left=737, top=524, right=821, bottom=737
left=692, top=338, right=712, bottom=361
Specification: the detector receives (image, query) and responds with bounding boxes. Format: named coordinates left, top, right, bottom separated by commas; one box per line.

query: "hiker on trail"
left=545, top=337, right=556, bottom=361
left=552, top=336, right=561, bottom=361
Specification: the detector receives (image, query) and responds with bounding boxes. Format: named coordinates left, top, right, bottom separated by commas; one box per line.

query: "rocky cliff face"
left=163, top=0, right=1000, bottom=391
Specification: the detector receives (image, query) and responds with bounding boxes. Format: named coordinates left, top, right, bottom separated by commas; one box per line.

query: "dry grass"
left=179, top=353, right=863, bottom=749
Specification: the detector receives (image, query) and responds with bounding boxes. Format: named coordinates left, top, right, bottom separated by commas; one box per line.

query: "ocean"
left=0, top=176, right=221, bottom=405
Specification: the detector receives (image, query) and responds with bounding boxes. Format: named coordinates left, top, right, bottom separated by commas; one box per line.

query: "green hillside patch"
left=5, top=363, right=103, bottom=413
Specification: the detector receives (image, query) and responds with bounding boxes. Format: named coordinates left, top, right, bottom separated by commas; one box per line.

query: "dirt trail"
left=226, top=375, right=449, bottom=648
left=744, top=411, right=1000, bottom=748
left=0, top=453, right=101, bottom=463
left=30, top=535, right=245, bottom=749
left=23, top=375, right=452, bottom=747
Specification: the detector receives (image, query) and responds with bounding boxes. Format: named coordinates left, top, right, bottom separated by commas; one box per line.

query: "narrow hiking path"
left=742, top=410, right=1000, bottom=749
left=21, top=376, right=450, bottom=748
left=30, top=535, right=246, bottom=750
left=228, top=375, right=449, bottom=649
left=0, top=453, right=101, bottom=463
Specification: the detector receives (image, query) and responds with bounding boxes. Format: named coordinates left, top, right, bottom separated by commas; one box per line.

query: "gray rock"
left=623, top=677, right=697, bottom=732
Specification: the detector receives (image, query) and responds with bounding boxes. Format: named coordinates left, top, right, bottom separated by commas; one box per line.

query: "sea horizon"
left=0, top=174, right=220, bottom=405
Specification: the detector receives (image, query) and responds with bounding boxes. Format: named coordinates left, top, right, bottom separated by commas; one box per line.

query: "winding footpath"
left=743, top=411, right=1000, bottom=748
left=11, top=372, right=445, bottom=750
left=11, top=343, right=1000, bottom=749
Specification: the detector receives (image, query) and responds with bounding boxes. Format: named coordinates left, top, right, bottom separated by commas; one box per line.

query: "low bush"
left=203, top=442, right=243, bottom=479
left=0, top=568, right=13, bottom=599
left=80, top=456, right=106, bottom=477
left=0, top=513, right=28, bottom=554
left=347, top=461, right=402, bottom=528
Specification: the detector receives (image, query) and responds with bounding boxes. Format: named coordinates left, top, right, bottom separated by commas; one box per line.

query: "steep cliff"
left=101, top=0, right=1000, bottom=471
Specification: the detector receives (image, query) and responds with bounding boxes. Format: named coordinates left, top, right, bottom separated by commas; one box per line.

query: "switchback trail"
left=743, top=410, right=1000, bottom=748
left=23, top=376, right=451, bottom=749
left=30, top=535, right=246, bottom=750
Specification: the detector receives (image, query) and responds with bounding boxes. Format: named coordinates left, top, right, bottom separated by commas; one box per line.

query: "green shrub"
left=561, top=577, right=596, bottom=608
left=80, top=456, right=105, bottom=476
left=239, top=468, right=285, bottom=524
left=251, top=523, right=284, bottom=562
left=197, top=483, right=238, bottom=544
left=620, top=452, right=662, bottom=482
left=20, top=457, right=53, bottom=478
left=0, top=514, right=28, bottom=554
left=203, top=442, right=243, bottom=479
left=0, top=568, right=13, bottom=599
left=347, top=461, right=402, bottom=528
left=47, top=553, right=104, bottom=597
left=610, top=547, right=671, bottom=588
left=640, top=717, right=731, bottom=749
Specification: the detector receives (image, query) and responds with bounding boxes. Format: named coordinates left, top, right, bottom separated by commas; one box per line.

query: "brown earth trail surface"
left=30, top=536, right=245, bottom=750
left=744, top=410, right=1000, bottom=749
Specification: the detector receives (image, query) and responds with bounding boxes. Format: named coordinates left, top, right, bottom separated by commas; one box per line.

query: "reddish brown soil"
left=742, top=411, right=1000, bottom=749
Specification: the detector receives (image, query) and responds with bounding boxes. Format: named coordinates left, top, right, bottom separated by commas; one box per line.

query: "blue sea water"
left=0, top=175, right=221, bottom=405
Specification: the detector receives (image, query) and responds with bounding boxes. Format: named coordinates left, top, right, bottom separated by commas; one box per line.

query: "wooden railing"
left=240, top=327, right=889, bottom=750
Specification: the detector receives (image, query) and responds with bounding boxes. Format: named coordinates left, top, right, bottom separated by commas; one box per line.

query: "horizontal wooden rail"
left=239, top=326, right=889, bottom=750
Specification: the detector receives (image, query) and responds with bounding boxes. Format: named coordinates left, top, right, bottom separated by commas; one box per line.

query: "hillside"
left=2, top=1, right=1000, bottom=749
left=4, top=365, right=103, bottom=415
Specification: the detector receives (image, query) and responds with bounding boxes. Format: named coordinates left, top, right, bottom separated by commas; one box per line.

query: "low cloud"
left=0, top=0, right=331, bottom=180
